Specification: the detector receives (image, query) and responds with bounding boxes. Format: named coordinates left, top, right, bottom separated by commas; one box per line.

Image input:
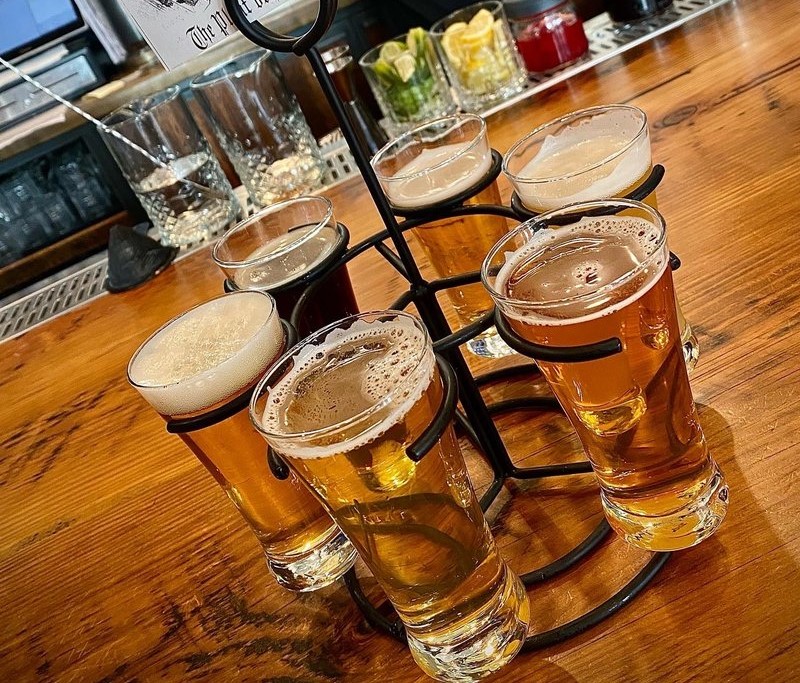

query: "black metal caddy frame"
left=224, top=0, right=672, bottom=652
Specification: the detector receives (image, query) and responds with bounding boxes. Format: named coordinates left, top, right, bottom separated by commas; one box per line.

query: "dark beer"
left=213, top=197, right=359, bottom=335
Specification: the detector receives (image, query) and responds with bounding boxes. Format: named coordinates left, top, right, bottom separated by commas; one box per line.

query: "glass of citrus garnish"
left=430, top=2, right=527, bottom=112
left=360, top=28, right=457, bottom=130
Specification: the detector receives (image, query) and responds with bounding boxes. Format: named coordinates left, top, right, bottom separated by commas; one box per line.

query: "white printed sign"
left=118, top=0, right=293, bottom=70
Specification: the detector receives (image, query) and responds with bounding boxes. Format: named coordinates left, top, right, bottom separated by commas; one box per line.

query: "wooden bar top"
left=2, top=0, right=799, bottom=680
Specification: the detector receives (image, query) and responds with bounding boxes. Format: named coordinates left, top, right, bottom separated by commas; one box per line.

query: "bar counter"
left=2, top=0, right=799, bottom=679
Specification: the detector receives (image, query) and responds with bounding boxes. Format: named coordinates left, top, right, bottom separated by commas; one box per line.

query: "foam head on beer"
left=128, top=291, right=283, bottom=417
left=260, top=315, right=434, bottom=459
left=371, top=114, right=492, bottom=209
left=504, top=105, right=651, bottom=211
left=494, top=214, right=665, bottom=321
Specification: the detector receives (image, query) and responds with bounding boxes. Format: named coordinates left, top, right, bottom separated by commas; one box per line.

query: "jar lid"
left=503, top=0, right=565, bottom=19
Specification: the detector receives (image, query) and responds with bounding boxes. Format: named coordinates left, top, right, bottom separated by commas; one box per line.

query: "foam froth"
left=514, top=108, right=650, bottom=211
left=129, top=292, right=283, bottom=416
left=261, top=316, right=434, bottom=459
left=382, top=141, right=492, bottom=209
left=496, top=215, right=667, bottom=326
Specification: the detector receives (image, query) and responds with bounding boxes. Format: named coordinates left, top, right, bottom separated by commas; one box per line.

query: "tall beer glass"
left=250, top=312, right=529, bottom=682
left=503, top=104, right=700, bottom=371
left=372, top=114, right=513, bottom=359
left=482, top=200, right=728, bottom=551
left=212, top=196, right=359, bottom=336
left=127, top=291, right=357, bottom=590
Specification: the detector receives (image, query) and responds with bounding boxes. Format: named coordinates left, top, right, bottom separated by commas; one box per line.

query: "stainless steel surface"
left=0, top=0, right=730, bottom=342
left=0, top=258, right=107, bottom=341
left=0, top=52, right=103, bottom=129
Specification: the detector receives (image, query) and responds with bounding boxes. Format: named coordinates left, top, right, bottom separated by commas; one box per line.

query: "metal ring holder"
left=224, top=0, right=671, bottom=652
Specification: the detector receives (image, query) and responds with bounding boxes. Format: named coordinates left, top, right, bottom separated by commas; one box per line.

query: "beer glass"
left=372, top=114, right=513, bottom=359
left=212, top=196, right=359, bottom=336
left=190, top=50, right=325, bottom=209
left=482, top=200, right=728, bottom=552
left=503, top=104, right=700, bottom=371
left=250, top=311, right=530, bottom=683
left=100, top=86, right=241, bottom=247
left=127, top=291, right=357, bottom=591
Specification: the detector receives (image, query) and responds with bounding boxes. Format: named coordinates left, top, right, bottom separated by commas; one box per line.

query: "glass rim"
left=101, top=85, right=182, bottom=129
left=249, top=310, right=432, bottom=442
left=481, top=198, right=667, bottom=311
left=211, top=196, right=335, bottom=271
left=430, top=0, right=503, bottom=34
left=189, top=48, right=270, bottom=89
left=370, top=113, right=487, bottom=182
left=127, top=290, right=280, bottom=391
left=502, top=104, right=649, bottom=185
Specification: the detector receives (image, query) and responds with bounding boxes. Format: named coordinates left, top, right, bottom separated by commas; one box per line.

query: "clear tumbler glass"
left=191, top=50, right=326, bottom=209
left=430, top=1, right=527, bottom=113
left=100, top=86, right=241, bottom=247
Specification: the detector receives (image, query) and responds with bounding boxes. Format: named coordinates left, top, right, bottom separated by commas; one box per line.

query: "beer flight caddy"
left=128, top=99, right=728, bottom=680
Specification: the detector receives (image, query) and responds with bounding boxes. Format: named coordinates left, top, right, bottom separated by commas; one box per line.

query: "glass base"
left=602, top=464, right=729, bottom=552
left=466, top=326, right=516, bottom=359
left=265, top=527, right=357, bottom=592
left=406, top=564, right=530, bottom=683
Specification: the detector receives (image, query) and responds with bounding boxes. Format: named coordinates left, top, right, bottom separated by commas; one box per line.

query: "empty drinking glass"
left=191, top=50, right=326, bottom=210
left=99, top=86, right=241, bottom=247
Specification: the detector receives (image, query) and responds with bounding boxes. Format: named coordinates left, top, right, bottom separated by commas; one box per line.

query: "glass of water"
left=99, top=86, right=241, bottom=247
left=190, top=50, right=326, bottom=210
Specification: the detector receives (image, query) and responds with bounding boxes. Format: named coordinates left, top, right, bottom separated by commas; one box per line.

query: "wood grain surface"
left=2, top=0, right=799, bottom=680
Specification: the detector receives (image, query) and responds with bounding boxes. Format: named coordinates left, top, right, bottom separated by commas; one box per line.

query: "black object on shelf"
left=105, top=223, right=177, bottom=293
left=224, top=0, right=671, bottom=652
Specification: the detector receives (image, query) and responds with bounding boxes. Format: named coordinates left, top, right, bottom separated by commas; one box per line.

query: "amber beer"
left=250, top=312, right=529, bottom=683
left=503, top=105, right=654, bottom=212
left=483, top=201, right=728, bottom=551
left=503, top=104, right=699, bottom=370
left=372, top=114, right=513, bottom=359
left=127, top=291, right=356, bottom=591
left=408, top=175, right=509, bottom=337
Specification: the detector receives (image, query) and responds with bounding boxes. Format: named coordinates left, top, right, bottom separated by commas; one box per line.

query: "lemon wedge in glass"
left=442, top=21, right=468, bottom=69
left=461, top=8, right=495, bottom=49
left=379, top=40, right=406, bottom=64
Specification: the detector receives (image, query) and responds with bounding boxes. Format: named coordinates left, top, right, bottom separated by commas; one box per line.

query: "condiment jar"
left=504, top=0, right=589, bottom=73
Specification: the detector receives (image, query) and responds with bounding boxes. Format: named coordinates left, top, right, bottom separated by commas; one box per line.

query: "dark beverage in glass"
left=604, top=0, right=673, bottom=23
left=213, top=196, right=359, bottom=335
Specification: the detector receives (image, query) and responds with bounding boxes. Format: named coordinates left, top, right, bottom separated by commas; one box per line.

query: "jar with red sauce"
left=504, top=0, right=589, bottom=74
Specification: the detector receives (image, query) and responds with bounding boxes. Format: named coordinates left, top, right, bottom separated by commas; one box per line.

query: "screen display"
left=0, top=0, right=82, bottom=58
